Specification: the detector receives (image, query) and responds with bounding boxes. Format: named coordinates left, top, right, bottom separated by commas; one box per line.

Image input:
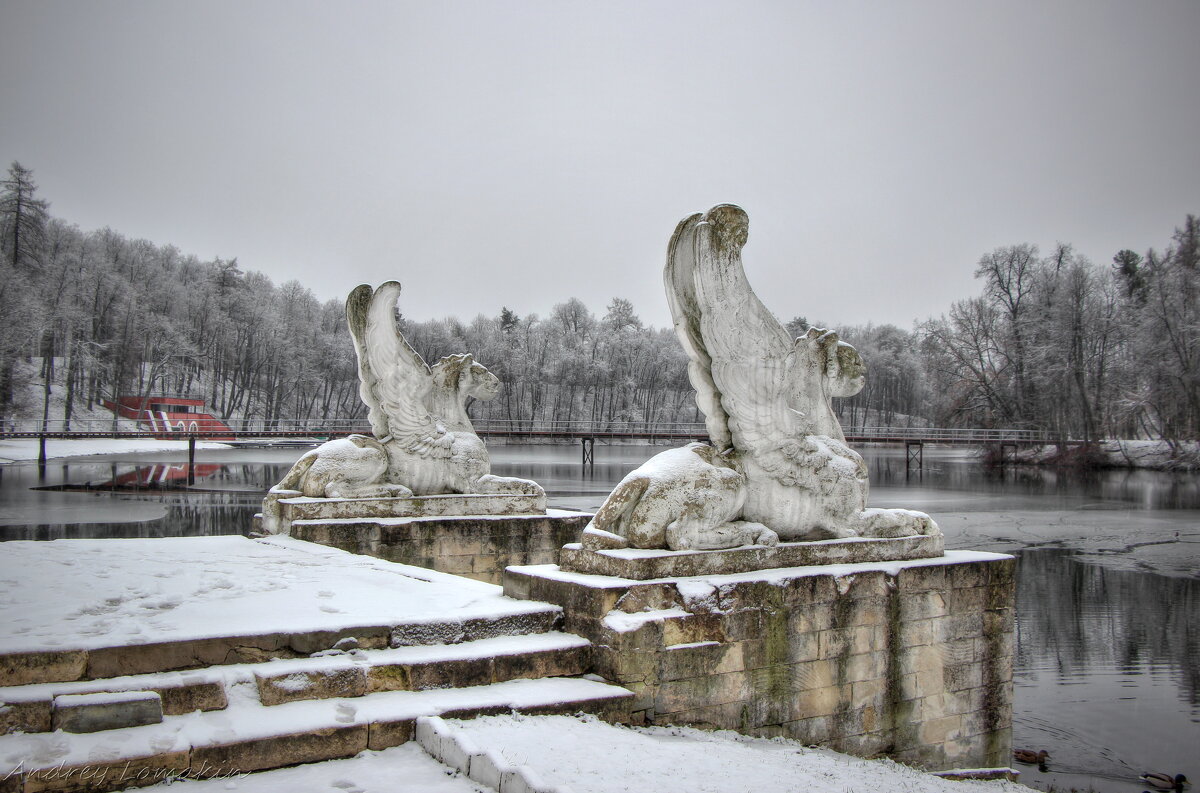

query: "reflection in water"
left=0, top=461, right=290, bottom=541
left=1013, top=549, right=1199, bottom=792
left=866, top=448, right=1200, bottom=510
left=46, top=462, right=225, bottom=490
left=6, top=492, right=263, bottom=541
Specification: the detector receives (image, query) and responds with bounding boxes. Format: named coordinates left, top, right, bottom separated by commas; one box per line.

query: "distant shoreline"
left=1011, top=439, right=1200, bottom=471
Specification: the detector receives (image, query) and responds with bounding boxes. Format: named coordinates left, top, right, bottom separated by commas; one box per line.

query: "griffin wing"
left=665, top=213, right=733, bottom=450
left=345, top=281, right=453, bottom=458
left=665, top=208, right=810, bottom=467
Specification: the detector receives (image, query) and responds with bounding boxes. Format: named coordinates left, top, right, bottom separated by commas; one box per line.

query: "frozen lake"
left=1, top=442, right=1197, bottom=791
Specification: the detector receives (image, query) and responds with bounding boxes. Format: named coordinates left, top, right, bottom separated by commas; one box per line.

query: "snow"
left=443, top=714, right=1033, bottom=793
left=131, top=743, right=488, bottom=792
left=1016, top=439, right=1200, bottom=470
left=0, top=535, right=553, bottom=654
left=293, top=508, right=589, bottom=526
left=0, top=438, right=232, bottom=464
left=674, top=579, right=718, bottom=609
left=86, top=714, right=1035, bottom=793
left=663, top=640, right=720, bottom=650
left=270, top=673, right=317, bottom=693
left=0, top=632, right=594, bottom=697
left=0, top=678, right=628, bottom=775
left=601, top=608, right=689, bottom=633
left=582, top=532, right=941, bottom=560
left=54, top=690, right=161, bottom=707
left=513, top=549, right=1013, bottom=591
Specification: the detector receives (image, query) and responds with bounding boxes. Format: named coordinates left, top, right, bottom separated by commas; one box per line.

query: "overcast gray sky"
left=2, top=1, right=1197, bottom=330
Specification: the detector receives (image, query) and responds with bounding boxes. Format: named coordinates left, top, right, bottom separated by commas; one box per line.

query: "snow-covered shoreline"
left=1011, top=439, right=1200, bottom=470
left=0, top=438, right=233, bottom=465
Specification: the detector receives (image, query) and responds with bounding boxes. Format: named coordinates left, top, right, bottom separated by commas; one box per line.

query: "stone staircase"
left=0, top=610, right=631, bottom=792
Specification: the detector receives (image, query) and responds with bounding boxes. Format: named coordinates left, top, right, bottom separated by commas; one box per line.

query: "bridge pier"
left=581, top=436, right=595, bottom=466
left=996, top=441, right=1018, bottom=465
left=187, top=435, right=197, bottom=485
left=905, top=440, right=924, bottom=469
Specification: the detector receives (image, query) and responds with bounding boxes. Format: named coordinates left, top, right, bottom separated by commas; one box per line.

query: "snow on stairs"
left=0, top=600, right=566, bottom=686
left=0, top=635, right=632, bottom=792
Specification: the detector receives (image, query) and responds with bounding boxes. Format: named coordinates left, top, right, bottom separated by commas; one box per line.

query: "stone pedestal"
left=564, top=533, right=945, bottom=579
left=258, top=491, right=547, bottom=536
left=281, top=510, right=591, bottom=585
left=502, top=550, right=1014, bottom=771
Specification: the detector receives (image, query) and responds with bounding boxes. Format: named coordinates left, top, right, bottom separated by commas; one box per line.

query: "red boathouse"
left=103, top=395, right=236, bottom=440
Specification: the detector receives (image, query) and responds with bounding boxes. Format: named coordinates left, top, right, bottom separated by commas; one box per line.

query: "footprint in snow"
left=149, top=735, right=177, bottom=753
left=320, top=605, right=344, bottom=614
left=141, top=596, right=183, bottom=611
left=87, top=744, right=123, bottom=763
left=317, top=590, right=334, bottom=598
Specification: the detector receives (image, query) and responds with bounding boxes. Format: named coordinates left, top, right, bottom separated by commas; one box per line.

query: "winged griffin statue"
left=586, top=204, right=936, bottom=550
left=266, top=281, right=542, bottom=507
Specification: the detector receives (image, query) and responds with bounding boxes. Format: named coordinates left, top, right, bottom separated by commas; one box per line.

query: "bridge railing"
left=0, top=417, right=1054, bottom=444
left=471, top=420, right=709, bottom=436
left=0, top=418, right=373, bottom=436
left=843, top=426, right=1052, bottom=443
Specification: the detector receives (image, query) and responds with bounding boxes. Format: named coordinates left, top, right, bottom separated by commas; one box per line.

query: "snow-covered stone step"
left=418, top=714, right=571, bottom=793
left=0, top=535, right=568, bottom=687
left=0, top=669, right=227, bottom=734
left=0, top=633, right=590, bottom=735
left=113, top=743, right=490, bottom=793
left=0, top=603, right=564, bottom=688
left=256, top=631, right=593, bottom=705
left=0, top=677, right=633, bottom=793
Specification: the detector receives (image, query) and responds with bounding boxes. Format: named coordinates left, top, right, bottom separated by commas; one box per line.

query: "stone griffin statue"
left=267, top=281, right=542, bottom=502
left=586, top=204, right=937, bottom=550
left=665, top=204, right=937, bottom=541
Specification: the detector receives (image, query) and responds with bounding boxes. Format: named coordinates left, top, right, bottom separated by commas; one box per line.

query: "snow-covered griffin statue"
left=586, top=204, right=937, bottom=551
left=269, top=281, right=542, bottom=500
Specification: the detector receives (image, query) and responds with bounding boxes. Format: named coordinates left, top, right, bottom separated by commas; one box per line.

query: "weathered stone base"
left=503, top=551, right=1015, bottom=771
left=258, top=491, right=548, bottom=536
left=562, top=533, right=945, bottom=579
left=288, top=511, right=591, bottom=585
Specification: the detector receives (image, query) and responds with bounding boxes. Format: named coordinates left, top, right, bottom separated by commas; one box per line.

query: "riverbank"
left=0, top=438, right=233, bottom=464
left=1012, top=439, right=1200, bottom=470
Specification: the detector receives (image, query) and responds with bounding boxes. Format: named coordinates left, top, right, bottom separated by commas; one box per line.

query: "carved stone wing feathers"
left=345, top=282, right=452, bottom=458
left=665, top=213, right=735, bottom=450
left=665, top=206, right=807, bottom=459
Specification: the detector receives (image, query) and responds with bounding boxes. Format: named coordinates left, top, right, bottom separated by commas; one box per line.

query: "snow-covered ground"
left=117, top=743, right=489, bottom=792
left=448, top=714, right=1028, bottom=793
left=114, top=714, right=1031, bottom=793
left=0, top=535, right=549, bottom=654
left=0, top=438, right=233, bottom=464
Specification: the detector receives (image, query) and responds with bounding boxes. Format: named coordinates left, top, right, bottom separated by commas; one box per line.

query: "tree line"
left=2, top=161, right=1197, bottom=441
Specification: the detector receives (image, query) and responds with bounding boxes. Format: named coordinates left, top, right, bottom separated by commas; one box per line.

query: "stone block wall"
left=503, top=553, right=1014, bottom=770
left=290, top=513, right=590, bottom=585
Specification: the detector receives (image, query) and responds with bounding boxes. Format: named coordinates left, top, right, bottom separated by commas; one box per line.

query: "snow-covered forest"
left=2, top=161, right=1197, bottom=441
